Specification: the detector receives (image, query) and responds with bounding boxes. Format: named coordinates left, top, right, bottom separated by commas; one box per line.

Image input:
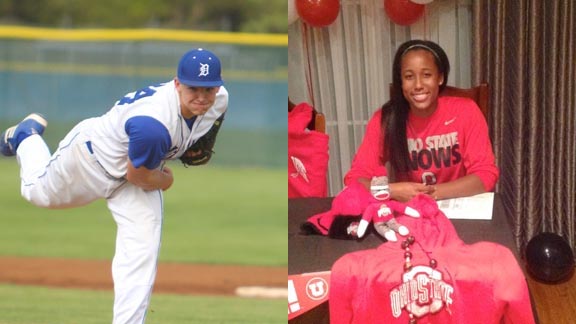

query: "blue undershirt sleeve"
left=125, top=116, right=171, bottom=169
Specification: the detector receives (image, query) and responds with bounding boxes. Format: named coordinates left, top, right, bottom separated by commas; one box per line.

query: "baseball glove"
left=180, top=113, right=225, bottom=166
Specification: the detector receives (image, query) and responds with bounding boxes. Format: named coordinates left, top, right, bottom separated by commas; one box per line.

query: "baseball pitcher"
left=0, top=48, right=228, bottom=324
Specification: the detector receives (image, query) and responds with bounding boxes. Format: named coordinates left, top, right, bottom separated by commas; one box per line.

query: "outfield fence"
left=0, top=26, right=287, bottom=168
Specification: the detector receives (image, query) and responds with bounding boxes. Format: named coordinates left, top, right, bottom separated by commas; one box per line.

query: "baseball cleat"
left=0, top=113, right=48, bottom=156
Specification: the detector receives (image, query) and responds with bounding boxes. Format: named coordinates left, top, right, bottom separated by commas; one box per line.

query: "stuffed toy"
left=357, top=200, right=420, bottom=241
left=302, top=168, right=418, bottom=240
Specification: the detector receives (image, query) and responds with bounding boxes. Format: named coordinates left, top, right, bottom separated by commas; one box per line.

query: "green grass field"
left=0, top=158, right=287, bottom=323
left=0, top=284, right=285, bottom=323
left=0, top=159, right=286, bottom=265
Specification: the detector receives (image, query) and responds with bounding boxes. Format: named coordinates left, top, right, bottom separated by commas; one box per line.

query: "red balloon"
left=384, top=0, right=425, bottom=26
left=296, top=0, right=340, bottom=28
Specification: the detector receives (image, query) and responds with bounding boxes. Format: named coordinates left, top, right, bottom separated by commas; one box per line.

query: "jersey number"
left=117, top=86, right=158, bottom=105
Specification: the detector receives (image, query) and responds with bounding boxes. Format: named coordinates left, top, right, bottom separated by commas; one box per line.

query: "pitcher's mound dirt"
left=0, top=256, right=286, bottom=296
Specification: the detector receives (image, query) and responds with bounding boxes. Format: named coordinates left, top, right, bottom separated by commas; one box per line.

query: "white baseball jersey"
left=87, top=80, right=228, bottom=178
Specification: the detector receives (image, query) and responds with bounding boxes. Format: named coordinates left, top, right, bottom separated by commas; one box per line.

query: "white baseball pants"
left=16, top=120, right=163, bottom=324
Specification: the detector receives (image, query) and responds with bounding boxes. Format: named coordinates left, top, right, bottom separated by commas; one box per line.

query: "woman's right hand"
left=389, top=182, right=434, bottom=202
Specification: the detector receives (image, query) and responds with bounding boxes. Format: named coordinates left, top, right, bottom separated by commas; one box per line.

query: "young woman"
left=345, top=40, right=498, bottom=202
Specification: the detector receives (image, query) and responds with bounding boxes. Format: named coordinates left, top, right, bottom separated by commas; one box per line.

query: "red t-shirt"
left=344, top=97, right=499, bottom=191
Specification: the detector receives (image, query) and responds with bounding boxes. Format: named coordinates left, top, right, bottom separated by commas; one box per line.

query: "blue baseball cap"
left=177, top=48, right=224, bottom=87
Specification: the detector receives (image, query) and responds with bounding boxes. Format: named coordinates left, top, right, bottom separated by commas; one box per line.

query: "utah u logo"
left=306, top=277, right=329, bottom=301
left=198, top=63, right=210, bottom=77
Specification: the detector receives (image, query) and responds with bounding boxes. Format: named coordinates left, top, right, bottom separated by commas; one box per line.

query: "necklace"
left=401, top=235, right=438, bottom=324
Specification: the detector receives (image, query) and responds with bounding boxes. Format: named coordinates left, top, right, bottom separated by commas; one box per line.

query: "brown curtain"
left=472, top=0, right=576, bottom=256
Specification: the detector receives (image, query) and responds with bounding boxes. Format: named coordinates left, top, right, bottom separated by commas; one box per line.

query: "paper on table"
left=437, top=192, right=494, bottom=220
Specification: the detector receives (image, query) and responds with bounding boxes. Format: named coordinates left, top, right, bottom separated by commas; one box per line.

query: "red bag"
left=288, top=103, right=329, bottom=198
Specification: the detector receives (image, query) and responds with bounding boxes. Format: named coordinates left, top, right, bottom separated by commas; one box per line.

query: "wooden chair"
left=288, top=98, right=326, bottom=133
left=440, top=83, right=490, bottom=122
left=389, top=83, right=490, bottom=122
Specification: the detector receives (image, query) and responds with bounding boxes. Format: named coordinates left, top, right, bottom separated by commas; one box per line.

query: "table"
left=288, top=195, right=537, bottom=323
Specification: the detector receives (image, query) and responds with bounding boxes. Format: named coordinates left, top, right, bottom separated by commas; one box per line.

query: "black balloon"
left=525, top=232, right=575, bottom=283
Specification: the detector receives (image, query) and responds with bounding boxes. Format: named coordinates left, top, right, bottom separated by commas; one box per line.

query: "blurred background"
left=0, top=0, right=287, bottom=167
